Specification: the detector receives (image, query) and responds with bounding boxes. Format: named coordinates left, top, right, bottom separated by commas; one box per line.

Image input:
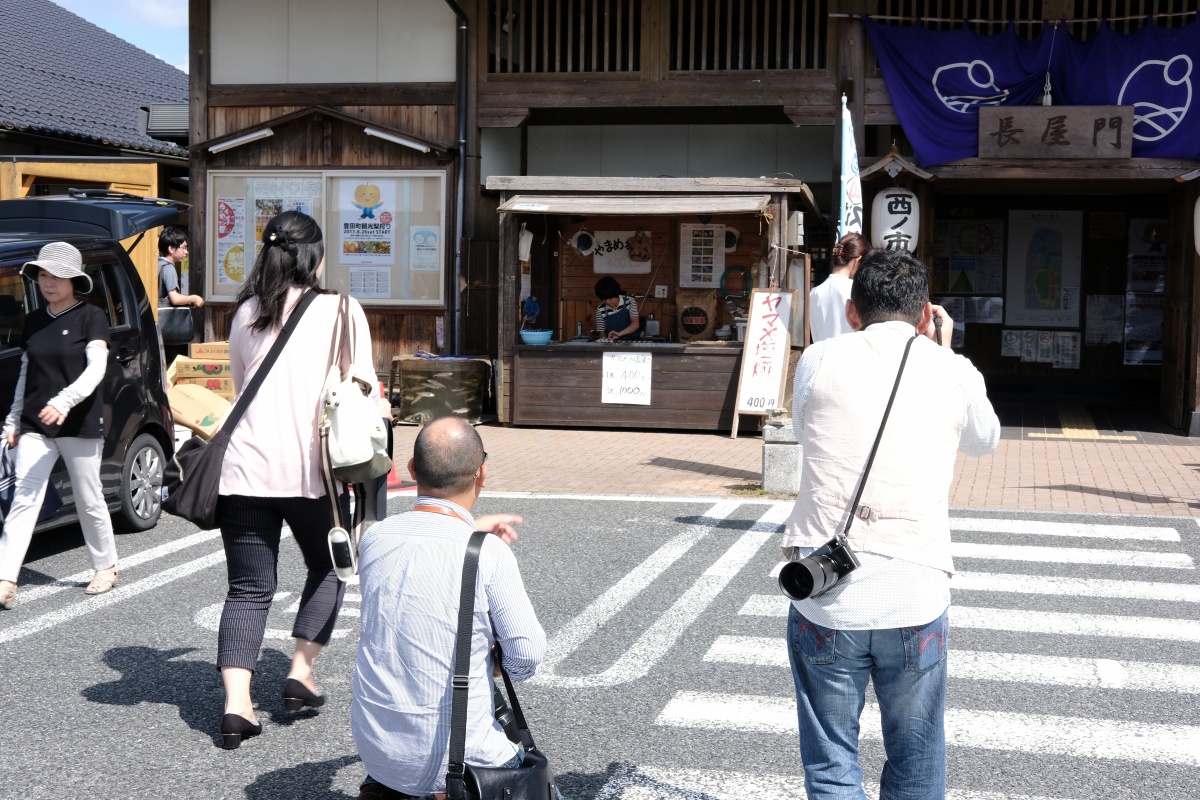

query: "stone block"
left=762, top=441, right=802, bottom=494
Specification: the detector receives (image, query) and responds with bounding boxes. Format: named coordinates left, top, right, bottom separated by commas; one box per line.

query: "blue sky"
left=51, top=0, right=189, bottom=73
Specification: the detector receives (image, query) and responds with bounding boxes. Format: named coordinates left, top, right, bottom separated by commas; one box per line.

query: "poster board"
left=206, top=170, right=447, bottom=307
left=1003, top=210, right=1082, bottom=328
left=678, top=223, right=725, bottom=287
left=731, top=289, right=797, bottom=438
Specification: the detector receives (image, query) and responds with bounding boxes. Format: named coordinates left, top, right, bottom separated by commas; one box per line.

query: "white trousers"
left=0, top=433, right=117, bottom=583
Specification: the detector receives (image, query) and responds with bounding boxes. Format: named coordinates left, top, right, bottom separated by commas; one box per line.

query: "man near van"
left=157, top=226, right=204, bottom=309
left=352, top=417, right=546, bottom=800
left=782, top=249, right=1000, bottom=799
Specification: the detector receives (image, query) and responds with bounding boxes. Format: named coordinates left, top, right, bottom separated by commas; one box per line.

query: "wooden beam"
left=478, top=108, right=531, bottom=128
left=927, top=158, right=1200, bottom=182
left=207, top=82, right=457, bottom=107
left=478, top=74, right=833, bottom=109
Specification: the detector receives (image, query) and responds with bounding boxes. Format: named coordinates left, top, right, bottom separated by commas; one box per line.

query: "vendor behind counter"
left=594, top=276, right=643, bottom=341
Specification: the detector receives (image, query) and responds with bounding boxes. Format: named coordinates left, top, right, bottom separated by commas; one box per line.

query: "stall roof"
left=497, top=194, right=772, bottom=216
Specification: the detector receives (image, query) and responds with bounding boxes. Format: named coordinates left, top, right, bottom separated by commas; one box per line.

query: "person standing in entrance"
left=1, top=242, right=118, bottom=609
left=213, top=210, right=375, bottom=749
left=808, top=232, right=868, bottom=342
left=782, top=248, right=1000, bottom=799
left=158, top=226, right=205, bottom=310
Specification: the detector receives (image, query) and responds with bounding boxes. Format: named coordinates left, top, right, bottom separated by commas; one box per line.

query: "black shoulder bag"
left=445, top=531, right=558, bottom=800
left=162, top=290, right=318, bottom=528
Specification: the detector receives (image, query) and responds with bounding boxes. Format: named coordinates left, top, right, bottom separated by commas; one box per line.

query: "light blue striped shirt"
left=351, top=497, right=547, bottom=795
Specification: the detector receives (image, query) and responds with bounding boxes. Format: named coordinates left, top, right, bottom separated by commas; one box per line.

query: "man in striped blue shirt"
left=352, top=417, right=547, bottom=799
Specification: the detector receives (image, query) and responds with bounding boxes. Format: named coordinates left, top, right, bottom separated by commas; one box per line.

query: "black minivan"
left=0, top=191, right=183, bottom=532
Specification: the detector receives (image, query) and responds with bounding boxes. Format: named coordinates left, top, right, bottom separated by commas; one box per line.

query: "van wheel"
left=116, top=433, right=164, bottom=531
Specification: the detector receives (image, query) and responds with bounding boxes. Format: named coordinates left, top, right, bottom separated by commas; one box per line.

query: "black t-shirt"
left=20, top=302, right=109, bottom=439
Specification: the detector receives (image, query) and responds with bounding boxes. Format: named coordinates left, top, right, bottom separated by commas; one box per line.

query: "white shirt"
left=787, top=321, right=1000, bottom=629
left=808, top=273, right=855, bottom=342
left=351, top=497, right=547, bottom=795
left=220, top=287, right=374, bottom=498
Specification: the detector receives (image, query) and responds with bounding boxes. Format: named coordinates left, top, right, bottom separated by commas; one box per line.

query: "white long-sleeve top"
left=351, top=497, right=547, bottom=795
left=219, top=287, right=374, bottom=498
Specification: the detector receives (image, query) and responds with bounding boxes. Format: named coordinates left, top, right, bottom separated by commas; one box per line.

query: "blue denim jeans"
left=787, top=604, right=949, bottom=800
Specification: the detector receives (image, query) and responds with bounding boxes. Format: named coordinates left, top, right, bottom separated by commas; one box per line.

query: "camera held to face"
left=778, top=535, right=861, bottom=600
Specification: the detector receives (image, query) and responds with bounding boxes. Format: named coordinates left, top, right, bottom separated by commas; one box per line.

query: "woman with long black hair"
left=214, top=210, right=375, bottom=748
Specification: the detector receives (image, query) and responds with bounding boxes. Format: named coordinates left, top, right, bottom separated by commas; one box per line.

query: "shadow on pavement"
left=244, top=754, right=360, bottom=800
left=1036, top=483, right=1200, bottom=509
left=81, top=645, right=299, bottom=745
left=648, top=457, right=760, bottom=482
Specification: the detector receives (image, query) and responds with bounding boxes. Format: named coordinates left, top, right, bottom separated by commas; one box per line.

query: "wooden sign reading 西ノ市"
left=978, top=106, right=1134, bottom=159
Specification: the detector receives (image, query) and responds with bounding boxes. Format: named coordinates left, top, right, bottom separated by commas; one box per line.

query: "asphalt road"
left=1, top=495, right=1197, bottom=799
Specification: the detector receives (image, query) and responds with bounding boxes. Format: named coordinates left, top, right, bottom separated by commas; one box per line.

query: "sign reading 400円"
left=602, top=351, right=652, bottom=406
left=733, top=290, right=797, bottom=431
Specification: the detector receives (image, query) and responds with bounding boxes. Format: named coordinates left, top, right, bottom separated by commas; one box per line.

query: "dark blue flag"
left=1056, top=21, right=1200, bottom=159
left=865, top=18, right=1054, bottom=166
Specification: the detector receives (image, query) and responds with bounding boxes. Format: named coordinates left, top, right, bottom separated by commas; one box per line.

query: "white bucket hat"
left=22, top=241, right=92, bottom=294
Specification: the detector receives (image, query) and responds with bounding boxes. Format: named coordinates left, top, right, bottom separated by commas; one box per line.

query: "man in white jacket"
left=782, top=248, right=1001, bottom=800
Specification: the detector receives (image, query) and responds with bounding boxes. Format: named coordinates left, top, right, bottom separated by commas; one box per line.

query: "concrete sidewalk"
left=390, top=404, right=1200, bottom=517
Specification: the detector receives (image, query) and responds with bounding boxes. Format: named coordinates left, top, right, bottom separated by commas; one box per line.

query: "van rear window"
left=0, top=263, right=30, bottom=351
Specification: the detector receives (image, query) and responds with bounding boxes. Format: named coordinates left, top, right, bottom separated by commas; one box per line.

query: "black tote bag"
left=162, top=291, right=318, bottom=528
left=158, top=305, right=196, bottom=345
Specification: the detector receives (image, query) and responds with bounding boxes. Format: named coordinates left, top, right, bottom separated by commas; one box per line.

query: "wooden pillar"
left=190, top=0, right=212, bottom=338
left=830, top=0, right=869, bottom=233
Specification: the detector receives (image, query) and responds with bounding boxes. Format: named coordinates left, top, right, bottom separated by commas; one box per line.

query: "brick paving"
left=390, top=416, right=1200, bottom=517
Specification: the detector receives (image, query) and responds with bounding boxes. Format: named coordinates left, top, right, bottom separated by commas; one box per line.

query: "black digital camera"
left=778, top=535, right=861, bottom=600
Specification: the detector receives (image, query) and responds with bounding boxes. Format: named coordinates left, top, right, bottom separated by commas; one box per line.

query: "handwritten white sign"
left=601, top=351, right=652, bottom=405
left=735, top=290, right=796, bottom=414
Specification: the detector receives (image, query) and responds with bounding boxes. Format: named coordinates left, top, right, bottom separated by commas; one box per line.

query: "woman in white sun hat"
left=0, top=241, right=118, bottom=610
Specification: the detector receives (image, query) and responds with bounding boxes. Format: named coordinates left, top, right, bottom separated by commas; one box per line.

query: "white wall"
left=211, top=0, right=456, bottom=84
left=498, top=125, right=833, bottom=184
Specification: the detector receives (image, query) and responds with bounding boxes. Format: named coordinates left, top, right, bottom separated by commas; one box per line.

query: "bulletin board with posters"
left=205, top=170, right=447, bottom=307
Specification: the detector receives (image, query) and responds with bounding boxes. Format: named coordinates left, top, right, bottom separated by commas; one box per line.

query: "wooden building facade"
left=188, top=0, right=1200, bottom=432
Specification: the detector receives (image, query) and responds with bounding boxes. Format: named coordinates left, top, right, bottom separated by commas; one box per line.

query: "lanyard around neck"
left=412, top=503, right=472, bottom=526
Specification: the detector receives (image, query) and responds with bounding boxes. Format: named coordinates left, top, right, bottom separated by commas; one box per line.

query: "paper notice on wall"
left=216, top=242, right=246, bottom=285
left=253, top=177, right=323, bottom=199
left=1124, top=292, right=1164, bottom=365
left=1085, top=294, right=1124, bottom=344
left=1127, top=218, right=1167, bottom=293
left=1037, top=330, right=1055, bottom=363
left=601, top=351, right=652, bottom=405
left=963, top=296, right=1003, bottom=324
left=349, top=267, right=391, bottom=299
left=1001, top=329, right=1021, bottom=357
left=340, top=179, right=396, bottom=265
left=678, top=224, right=724, bottom=287
left=410, top=226, right=441, bottom=271
left=284, top=197, right=312, bottom=215
left=216, top=197, right=245, bottom=241
left=1020, top=330, right=1038, bottom=362
left=1054, top=332, right=1080, bottom=369
left=254, top=198, right=282, bottom=242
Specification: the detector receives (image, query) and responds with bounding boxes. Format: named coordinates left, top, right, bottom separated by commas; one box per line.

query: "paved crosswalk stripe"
left=594, top=764, right=1068, bottom=800
left=953, top=571, right=1200, bottom=603
left=952, top=542, right=1193, bottom=568
left=534, top=503, right=786, bottom=688
left=738, top=595, right=1200, bottom=641
left=657, top=691, right=1200, bottom=766
left=953, top=605, right=1200, bottom=642
left=703, top=636, right=1200, bottom=693
left=532, top=501, right=739, bottom=686
left=17, top=528, right=222, bottom=605
left=948, top=517, right=1180, bottom=542
left=0, top=549, right=228, bottom=644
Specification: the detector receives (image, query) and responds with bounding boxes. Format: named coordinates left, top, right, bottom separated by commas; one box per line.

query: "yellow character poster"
left=340, top=180, right=396, bottom=266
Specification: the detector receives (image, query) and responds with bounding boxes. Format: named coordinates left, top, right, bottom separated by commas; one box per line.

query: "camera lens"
left=779, top=554, right=840, bottom=601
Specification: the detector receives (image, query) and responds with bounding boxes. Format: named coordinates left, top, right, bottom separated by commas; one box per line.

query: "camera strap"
left=841, top=333, right=919, bottom=541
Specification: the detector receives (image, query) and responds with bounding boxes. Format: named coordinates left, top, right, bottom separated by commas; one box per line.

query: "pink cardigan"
left=219, top=287, right=375, bottom=499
